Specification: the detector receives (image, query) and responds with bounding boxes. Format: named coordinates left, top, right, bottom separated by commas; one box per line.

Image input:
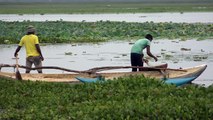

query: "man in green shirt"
left=130, top=34, right=158, bottom=72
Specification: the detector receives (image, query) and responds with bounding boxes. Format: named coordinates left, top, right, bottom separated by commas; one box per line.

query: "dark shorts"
left=130, top=53, right=144, bottom=72
left=26, top=56, right=42, bottom=73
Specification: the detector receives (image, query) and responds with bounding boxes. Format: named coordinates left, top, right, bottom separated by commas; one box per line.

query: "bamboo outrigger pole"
left=0, top=64, right=187, bottom=74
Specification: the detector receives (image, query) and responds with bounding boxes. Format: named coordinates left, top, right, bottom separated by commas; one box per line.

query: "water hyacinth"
left=0, top=21, right=212, bottom=44
left=0, top=76, right=212, bottom=119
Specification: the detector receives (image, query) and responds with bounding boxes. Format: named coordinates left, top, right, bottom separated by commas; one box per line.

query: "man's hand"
left=14, top=52, right=18, bottom=57
left=154, top=56, right=158, bottom=62
left=40, top=56, right=44, bottom=61
left=14, top=46, right=21, bottom=58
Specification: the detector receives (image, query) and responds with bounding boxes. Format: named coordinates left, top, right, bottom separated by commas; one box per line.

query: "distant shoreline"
left=0, top=2, right=212, bottom=14
left=0, top=0, right=213, bottom=3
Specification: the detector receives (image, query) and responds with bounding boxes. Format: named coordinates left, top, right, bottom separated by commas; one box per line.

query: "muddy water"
left=0, top=12, right=213, bottom=23
left=0, top=40, right=213, bottom=87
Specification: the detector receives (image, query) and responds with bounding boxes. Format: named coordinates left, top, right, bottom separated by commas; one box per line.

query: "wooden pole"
left=0, top=64, right=186, bottom=74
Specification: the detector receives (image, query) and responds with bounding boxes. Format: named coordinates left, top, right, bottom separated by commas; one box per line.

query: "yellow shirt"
left=19, top=34, right=40, bottom=57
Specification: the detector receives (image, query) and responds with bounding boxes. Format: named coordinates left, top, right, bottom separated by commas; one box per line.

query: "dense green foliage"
left=0, top=2, right=212, bottom=14
left=0, top=21, right=212, bottom=44
left=0, top=76, right=212, bottom=119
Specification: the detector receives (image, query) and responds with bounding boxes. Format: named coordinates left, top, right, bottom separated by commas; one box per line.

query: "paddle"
left=15, top=56, right=22, bottom=80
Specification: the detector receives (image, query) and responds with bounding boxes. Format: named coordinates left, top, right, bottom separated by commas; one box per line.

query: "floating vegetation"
left=139, top=16, right=147, bottom=18
left=128, top=42, right=134, bottom=45
left=170, top=51, right=177, bottom=53
left=193, top=55, right=208, bottom=61
left=160, top=50, right=211, bottom=62
left=201, top=49, right=205, bottom=52
left=3, top=40, right=10, bottom=44
left=181, top=48, right=191, bottom=51
left=173, top=60, right=179, bottom=63
left=121, top=54, right=128, bottom=56
left=0, top=21, right=212, bottom=44
left=156, top=55, right=161, bottom=58
left=113, top=56, right=120, bottom=58
left=71, top=44, right=77, bottom=46
left=164, top=54, right=173, bottom=60
left=65, top=52, right=72, bottom=55
left=171, top=40, right=179, bottom=43
left=153, top=41, right=159, bottom=44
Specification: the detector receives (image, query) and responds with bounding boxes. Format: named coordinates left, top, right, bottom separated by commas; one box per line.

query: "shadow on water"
left=0, top=40, right=213, bottom=87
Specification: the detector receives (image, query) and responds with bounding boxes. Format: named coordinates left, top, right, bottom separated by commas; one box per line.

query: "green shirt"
left=131, top=38, right=151, bottom=54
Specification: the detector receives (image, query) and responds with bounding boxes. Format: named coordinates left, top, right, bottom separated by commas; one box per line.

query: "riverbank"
left=0, top=2, right=213, bottom=14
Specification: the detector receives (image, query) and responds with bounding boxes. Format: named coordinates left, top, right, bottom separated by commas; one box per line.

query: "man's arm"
left=14, top=46, right=22, bottom=57
left=146, top=46, right=158, bottom=62
left=35, top=44, right=44, bottom=61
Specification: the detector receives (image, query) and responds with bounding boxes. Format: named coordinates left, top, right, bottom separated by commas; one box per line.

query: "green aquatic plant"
left=65, top=52, right=72, bottom=55
left=0, top=21, right=212, bottom=44
left=0, top=76, right=212, bottom=119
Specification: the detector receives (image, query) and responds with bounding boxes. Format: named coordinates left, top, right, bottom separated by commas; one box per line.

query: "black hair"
left=27, top=32, right=35, bottom=35
left=145, top=34, right=153, bottom=41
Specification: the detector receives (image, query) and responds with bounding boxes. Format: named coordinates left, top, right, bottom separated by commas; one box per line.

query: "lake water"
left=0, top=12, right=213, bottom=23
left=0, top=40, right=213, bottom=87
left=0, top=13, right=213, bottom=86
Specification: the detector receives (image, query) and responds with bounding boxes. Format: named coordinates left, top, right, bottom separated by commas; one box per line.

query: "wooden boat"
left=0, top=63, right=167, bottom=82
left=76, top=64, right=207, bottom=86
left=145, top=63, right=168, bottom=68
left=0, top=64, right=207, bottom=86
left=75, top=64, right=206, bottom=86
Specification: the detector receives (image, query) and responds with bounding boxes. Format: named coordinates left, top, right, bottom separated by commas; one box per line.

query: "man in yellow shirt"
left=14, top=25, right=44, bottom=73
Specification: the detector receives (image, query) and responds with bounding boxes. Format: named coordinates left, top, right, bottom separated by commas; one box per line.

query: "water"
left=0, top=40, right=213, bottom=87
left=0, top=12, right=213, bottom=23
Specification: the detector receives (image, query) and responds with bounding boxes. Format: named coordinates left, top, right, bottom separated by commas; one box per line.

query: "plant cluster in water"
left=0, top=76, right=212, bottom=119
left=0, top=21, right=212, bottom=44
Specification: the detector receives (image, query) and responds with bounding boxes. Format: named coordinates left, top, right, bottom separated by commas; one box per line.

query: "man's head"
left=145, top=34, right=153, bottom=41
left=27, top=25, right=35, bottom=34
